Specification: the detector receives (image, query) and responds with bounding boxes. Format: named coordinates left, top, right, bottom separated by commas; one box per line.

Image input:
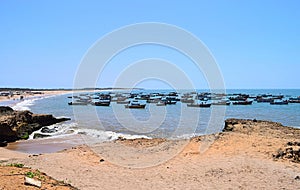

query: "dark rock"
left=224, top=118, right=250, bottom=132
left=223, top=120, right=234, bottom=131
left=0, top=106, right=13, bottom=113
left=286, top=154, right=293, bottom=159
left=0, top=106, right=70, bottom=143
left=32, top=114, right=70, bottom=126
left=100, top=159, right=105, bottom=162
left=33, top=133, right=51, bottom=139
left=0, top=141, right=7, bottom=147
left=223, top=118, right=287, bottom=134
left=285, top=147, right=293, bottom=154
left=273, top=147, right=300, bottom=163
left=286, top=141, right=300, bottom=146
left=295, top=176, right=300, bottom=180
left=273, top=149, right=286, bottom=159
left=41, top=127, right=57, bottom=133
left=278, top=150, right=286, bottom=157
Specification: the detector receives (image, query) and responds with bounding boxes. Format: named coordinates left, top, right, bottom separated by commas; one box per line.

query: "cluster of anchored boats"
left=68, top=91, right=300, bottom=109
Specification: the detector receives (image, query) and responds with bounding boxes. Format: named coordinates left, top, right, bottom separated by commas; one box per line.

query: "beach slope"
left=0, top=119, right=299, bottom=189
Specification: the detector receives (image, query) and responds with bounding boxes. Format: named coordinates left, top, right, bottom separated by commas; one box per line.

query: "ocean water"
left=4, top=89, right=300, bottom=142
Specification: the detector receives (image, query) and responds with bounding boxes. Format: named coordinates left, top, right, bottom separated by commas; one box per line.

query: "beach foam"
left=12, top=99, right=36, bottom=111
left=11, top=93, right=66, bottom=111
left=170, top=133, right=203, bottom=140
left=75, top=128, right=151, bottom=142
left=29, top=121, right=151, bottom=142
left=29, top=122, right=78, bottom=139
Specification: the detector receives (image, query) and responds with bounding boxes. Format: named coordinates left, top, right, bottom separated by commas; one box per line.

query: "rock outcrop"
left=0, top=106, right=70, bottom=144
left=273, top=142, right=300, bottom=163
left=224, top=118, right=300, bottom=163
left=224, top=118, right=288, bottom=133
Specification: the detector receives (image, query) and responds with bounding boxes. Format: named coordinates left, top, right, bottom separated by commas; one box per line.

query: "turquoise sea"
left=2, top=89, right=300, bottom=143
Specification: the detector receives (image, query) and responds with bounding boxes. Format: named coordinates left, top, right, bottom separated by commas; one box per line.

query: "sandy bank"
left=1, top=119, right=300, bottom=189
left=0, top=90, right=71, bottom=104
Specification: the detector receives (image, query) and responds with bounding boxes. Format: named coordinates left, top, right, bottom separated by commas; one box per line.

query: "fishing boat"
left=68, top=102, right=89, bottom=106
left=94, top=100, right=110, bottom=106
left=164, top=100, right=177, bottom=105
left=289, top=97, right=300, bottom=103
left=180, top=98, right=194, bottom=103
left=125, top=100, right=146, bottom=109
left=156, top=101, right=166, bottom=106
left=289, top=100, right=300, bottom=103
left=187, top=102, right=211, bottom=108
left=211, top=100, right=231, bottom=106
left=116, top=100, right=130, bottom=104
left=232, top=100, right=253, bottom=105
left=146, top=99, right=160, bottom=103
left=256, top=98, right=274, bottom=103
left=270, top=100, right=288, bottom=105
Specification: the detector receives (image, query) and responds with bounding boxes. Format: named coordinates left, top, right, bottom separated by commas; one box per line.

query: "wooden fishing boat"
left=270, top=100, right=288, bottom=105
left=211, top=100, right=231, bottom=106
left=232, top=100, right=253, bottom=105
left=187, top=102, right=211, bottom=108
left=94, top=101, right=110, bottom=106
left=125, top=100, right=146, bottom=109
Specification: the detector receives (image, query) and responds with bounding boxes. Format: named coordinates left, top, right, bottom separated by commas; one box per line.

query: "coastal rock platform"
left=0, top=106, right=70, bottom=144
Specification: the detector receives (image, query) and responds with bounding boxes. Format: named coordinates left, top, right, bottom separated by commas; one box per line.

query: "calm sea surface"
left=3, top=89, right=300, bottom=141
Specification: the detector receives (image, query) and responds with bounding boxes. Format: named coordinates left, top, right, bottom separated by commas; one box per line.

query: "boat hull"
left=232, top=101, right=253, bottom=105
left=94, top=102, right=110, bottom=106
left=125, top=104, right=146, bottom=109
left=187, top=103, right=211, bottom=108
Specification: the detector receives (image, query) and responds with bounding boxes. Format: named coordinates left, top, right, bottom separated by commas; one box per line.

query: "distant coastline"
left=0, top=87, right=144, bottom=91
left=0, top=88, right=144, bottom=103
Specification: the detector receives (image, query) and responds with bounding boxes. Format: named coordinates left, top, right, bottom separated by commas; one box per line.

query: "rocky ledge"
left=0, top=106, right=70, bottom=146
left=223, top=118, right=299, bottom=135
left=224, top=118, right=300, bottom=163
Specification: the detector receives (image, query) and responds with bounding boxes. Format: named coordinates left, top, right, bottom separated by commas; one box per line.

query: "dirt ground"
left=0, top=119, right=299, bottom=190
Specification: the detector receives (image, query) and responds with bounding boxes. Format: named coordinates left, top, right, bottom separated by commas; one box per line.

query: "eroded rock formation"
left=0, top=106, right=70, bottom=145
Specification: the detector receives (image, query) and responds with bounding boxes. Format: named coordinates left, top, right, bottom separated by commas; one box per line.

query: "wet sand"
left=6, top=134, right=85, bottom=154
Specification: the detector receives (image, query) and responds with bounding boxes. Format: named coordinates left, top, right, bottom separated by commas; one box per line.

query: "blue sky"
left=0, top=0, right=299, bottom=89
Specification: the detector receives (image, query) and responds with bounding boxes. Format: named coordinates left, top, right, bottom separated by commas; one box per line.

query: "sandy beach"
left=0, top=90, right=71, bottom=104
left=0, top=119, right=299, bottom=190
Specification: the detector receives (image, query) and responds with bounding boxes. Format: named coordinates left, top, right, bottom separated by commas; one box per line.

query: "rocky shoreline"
left=0, top=106, right=70, bottom=146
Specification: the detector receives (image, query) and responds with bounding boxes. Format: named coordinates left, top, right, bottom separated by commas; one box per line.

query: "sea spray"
left=12, top=99, right=36, bottom=111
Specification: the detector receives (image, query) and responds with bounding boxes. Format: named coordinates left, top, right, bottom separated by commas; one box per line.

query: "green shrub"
left=20, top=132, right=29, bottom=139
left=7, top=163, right=24, bottom=168
left=26, top=171, right=35, bottom=178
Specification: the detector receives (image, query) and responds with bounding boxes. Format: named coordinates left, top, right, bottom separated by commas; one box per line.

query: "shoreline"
left=1, top=119, right=299, bottom=189
left=3, top=118, right=300, bottom=154
left=0, top=89, right=118, bottom=104
left=0, top=90, right=71, bottom=105
left=0, top=89, right=116, bottom=108
left=0, top=87, right=146, bottom=104
left=5, top=134, right=86, bottom=154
